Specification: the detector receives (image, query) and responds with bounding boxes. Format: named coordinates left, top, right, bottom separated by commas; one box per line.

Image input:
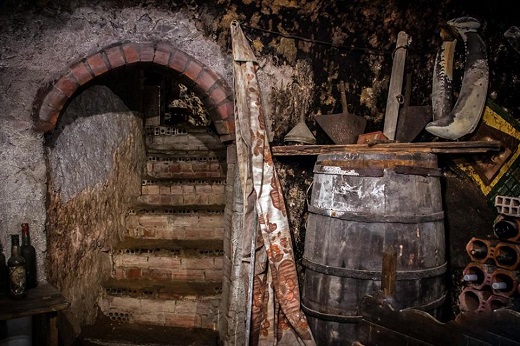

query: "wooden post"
left=382, top=245, right=397, bottom=298
left=383, top=31, right=410, bottom=140
left=48, top=312, right=58, bottom=346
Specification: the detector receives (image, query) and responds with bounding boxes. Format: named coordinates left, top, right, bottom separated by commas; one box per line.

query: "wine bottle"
left=462, top=264, right=485, bottom=286
left=491, top=281, right=509, bottom=290
left=495, top=246, right=517, bottom=267
left=494, top=216, right=520, bottom=241
left=21, top=223, right=37, bottom=289
left=8, top=234, right=26, bottom=299
left=0, top=241, right=8, bottom=296
left=468, top=241, right=488, bottom=260
left=463, top=274, right=479, bottom=282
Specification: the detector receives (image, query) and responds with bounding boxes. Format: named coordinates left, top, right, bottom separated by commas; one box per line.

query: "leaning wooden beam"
left=383, top=31, right=410, bottom=140
left=271, top=140, right=502, bottom=156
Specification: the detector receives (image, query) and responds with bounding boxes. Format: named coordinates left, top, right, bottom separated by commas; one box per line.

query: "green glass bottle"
left=8, top=234, right=26, bottom=299
left=21, top=223, right=37, bottom=289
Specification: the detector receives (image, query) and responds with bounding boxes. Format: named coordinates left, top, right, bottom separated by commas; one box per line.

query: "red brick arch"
left=34, top=42, right=235, bottom=140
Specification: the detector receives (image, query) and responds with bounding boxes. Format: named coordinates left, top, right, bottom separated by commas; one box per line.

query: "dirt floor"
left=76, top=312, right=219, bottom=346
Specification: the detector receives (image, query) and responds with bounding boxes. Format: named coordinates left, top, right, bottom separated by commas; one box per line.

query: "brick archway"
left=34, top=42, right=235, bottom=140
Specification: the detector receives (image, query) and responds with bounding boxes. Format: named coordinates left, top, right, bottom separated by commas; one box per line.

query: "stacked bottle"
left=459, top=212, right=520, bottom=313
left=21, top=223, right=37, bottom=289
left=8, top=234, right=27, bottom=299
left=3, top=223, right=38, bottom=300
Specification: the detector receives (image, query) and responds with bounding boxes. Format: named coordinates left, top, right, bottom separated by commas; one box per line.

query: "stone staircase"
left=78, top=123, right=227, bottom=345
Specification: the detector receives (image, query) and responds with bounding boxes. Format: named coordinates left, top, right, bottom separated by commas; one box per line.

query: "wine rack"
left=459, top=196, right=520, bottom=313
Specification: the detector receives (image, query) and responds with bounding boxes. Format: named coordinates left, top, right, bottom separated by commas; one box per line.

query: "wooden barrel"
left=301, top=151, right=447, bottom=345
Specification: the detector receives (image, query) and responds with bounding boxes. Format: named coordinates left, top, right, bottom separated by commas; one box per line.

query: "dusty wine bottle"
left=463, top=274, right=478, bottom=282
left=496, top=246, right=517, bottom=267
left=491, top=281, right=509, bottom=290
left=21, top=223, right=37, bottom=288
left=8, top=234, right=26, bottom=299
left=494, top=216, right=520, bottom=241
left=468, top=242, right=488, bottom=260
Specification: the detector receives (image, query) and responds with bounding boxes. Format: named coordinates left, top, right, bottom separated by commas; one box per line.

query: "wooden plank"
left=358, top=295, right=520, bottom=346
left=357, top=320, right=434, bottom=346
left=0, top=283, right=70, bottom=320
left=381, top=245, right=397, bottom=299
left=455, top=309, right=520, bottom=345
left=48, top=312, right=58, bottom=346
left=383, top=31, right=410, bottom=140
left=358, top=295, right=467, bottom=346
left=271, top=140, right=502, bottom=156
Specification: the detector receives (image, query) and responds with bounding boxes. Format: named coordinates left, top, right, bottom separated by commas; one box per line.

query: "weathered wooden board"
left=271, top=141, right=502, bottom=156
left=357, top=294, right=520, bottom=346
left=383, top=31, right=410, bottom=140
left=0, top=283, right=70, bottom=320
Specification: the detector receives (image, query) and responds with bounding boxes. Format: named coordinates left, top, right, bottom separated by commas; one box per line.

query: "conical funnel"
left=284, top=120, right=316, bottom=145
left=314, top=82, right=367, bottom=144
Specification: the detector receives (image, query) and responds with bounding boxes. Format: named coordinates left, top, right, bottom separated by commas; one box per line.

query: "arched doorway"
left=35, top=42, right=236, bottom=344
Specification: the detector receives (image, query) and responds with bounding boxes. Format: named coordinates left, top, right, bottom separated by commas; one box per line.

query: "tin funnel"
left=284, top=118, right=316, bottom=145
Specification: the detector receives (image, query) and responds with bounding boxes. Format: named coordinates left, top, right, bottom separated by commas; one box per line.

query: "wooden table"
left=0, top=283, right=70, bottom=345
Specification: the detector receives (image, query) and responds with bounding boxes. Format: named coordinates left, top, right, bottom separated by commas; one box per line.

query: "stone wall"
left=0, top=0, right=231, bottom=281
left=45, top=85, right=146, bottom=334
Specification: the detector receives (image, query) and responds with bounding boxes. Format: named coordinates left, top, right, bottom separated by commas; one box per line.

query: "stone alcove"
left=34, top=42, right=243, bottom=343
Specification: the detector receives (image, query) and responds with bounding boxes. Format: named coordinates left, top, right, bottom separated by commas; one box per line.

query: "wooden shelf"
left=0, top=282, right=70, bottom=321
left=271, top=140, right=502, bottom=156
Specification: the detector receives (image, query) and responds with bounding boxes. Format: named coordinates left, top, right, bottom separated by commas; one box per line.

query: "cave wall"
left=0, top=0, right=234, bottom=282
left=46, top=85, right=146, bottom=334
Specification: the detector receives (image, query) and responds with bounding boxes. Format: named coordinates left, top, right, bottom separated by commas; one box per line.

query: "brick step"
left=142, top=177, right=227, bottom=184
left=145, top=125, right=225, bottom=152
left=146, top=151, right=226, bottom=160
left=113, top=238, right=223, bottom=282
left=139, top=180, right=226, bottom=206
left=126, top=208, right=225, bottom=240
left=146, top=148, right=225, bottom=157
left=128, top=205, right=225, bottom=213
left=102, top=278, right=222, bottom=300
left=99, top=293, right=220, bottom=330
left=145, top=153, right=226, bottom=180
left=114, top=237, right=224, bottom=253
left=78, top=309, right=219, bottom=345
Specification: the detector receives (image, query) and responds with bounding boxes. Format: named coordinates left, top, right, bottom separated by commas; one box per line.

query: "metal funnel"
left=284, top=120, right=316, bottom=145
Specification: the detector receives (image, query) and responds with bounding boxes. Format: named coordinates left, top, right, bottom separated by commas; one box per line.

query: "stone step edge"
left=102, top=278, right=222, bottom=300
left=99, top=294, right=221, bottom=329
left=146, top=152, right=226, bottom=160
left=141, top=177, right=227, bottom=185
left=127, top=209, right=225, bottom=218
left=145, top=148, right=226, bottom=156
left=113, top=237, right=223, bottom=252
left=127, top=205, right=225, bottom=214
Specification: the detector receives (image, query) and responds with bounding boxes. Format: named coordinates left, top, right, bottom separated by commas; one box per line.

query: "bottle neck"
left=22, top=232, right=30, bottom=245
left=11, top=244, right=21, bottom=257
left=21, top=224, right=30, bottom=245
